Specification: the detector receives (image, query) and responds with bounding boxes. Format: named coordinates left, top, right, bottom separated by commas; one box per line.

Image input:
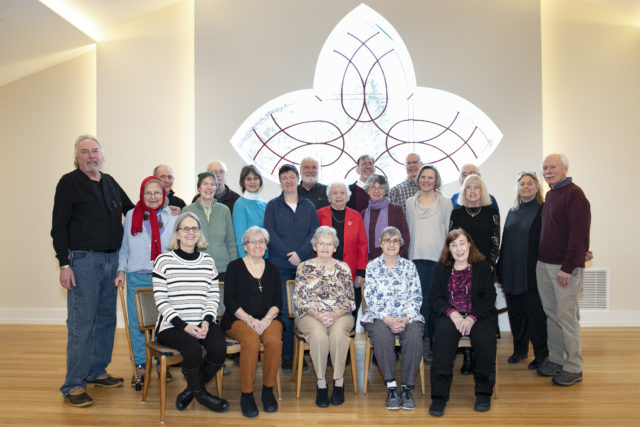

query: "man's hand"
left=287, top=251, right=301, bottom=267
left=556, top=270, right=572, bottom=288
left=60, top=267, right=76, bottom=290
left=169, top=205, right=181, bottom=216
left=114, top=271, right=125, bottom=288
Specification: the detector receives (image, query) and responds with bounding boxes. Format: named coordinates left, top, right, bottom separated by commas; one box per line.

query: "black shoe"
left=399, top=386, right=415, bottom=410
left=65, top=391, right=93, bottom=407
left=429, top=398, right=446, bottom=417
left=385, top=387, right=400, bottom=410
left=86, top=374, right=123, bottom=387
left=261, top=385, right=278, bottom=412
left=460, top=349, right=473, bottom=375
left=474, top=395, right=491, bottom=412
left=182, top=365, right=229, bottom=413
left=330, top=383, right=344, bottom=406
left=241, top=393, right=259, bottom=418
left=280, top=358, right=293, bottom=373
left=175, top=386, right=193, bottom=411
left=508, top=352, right=528, bottom=364
left=528, top=358, right=545, bottom=370
left=315, top=386, right=330, bottom=408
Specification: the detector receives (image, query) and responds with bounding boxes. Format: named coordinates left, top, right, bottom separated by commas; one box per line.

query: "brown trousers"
left=227, top=319, right=283, bottom=393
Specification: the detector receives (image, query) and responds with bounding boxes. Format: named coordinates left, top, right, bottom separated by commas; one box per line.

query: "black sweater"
left=51, top=169, right=133, bottom=266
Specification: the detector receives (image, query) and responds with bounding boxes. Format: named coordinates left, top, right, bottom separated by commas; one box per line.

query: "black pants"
left=157, top=323, right=227, bottom=369
left=505, top=288, right=548, bottom=360
left=430, top=316, right=496, bottom=400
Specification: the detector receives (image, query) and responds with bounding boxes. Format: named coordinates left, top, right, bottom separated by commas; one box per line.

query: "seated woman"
left=429, top=229, right=497, bottom=417
left=115, top=176, right=176, bottom=384
left=222, top=226, right=282, bottom=418
left=316, top=182, right=368, bottom=314
left=361, top=226, right=424, bottom=411
left=152, top=212, right=228, bottom=413
left=362, top=174, right=410, bottom=260
left=293, top=226, right=355, bottom=408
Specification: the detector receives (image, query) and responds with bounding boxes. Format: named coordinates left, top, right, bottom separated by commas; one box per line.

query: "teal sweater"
left=183, top=200, right=237, bottom=273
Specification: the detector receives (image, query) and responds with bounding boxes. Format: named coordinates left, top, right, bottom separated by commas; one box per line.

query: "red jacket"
left=317, top=206, right=368, bottom=283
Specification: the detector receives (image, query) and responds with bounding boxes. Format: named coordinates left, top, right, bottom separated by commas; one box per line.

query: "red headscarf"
left=131, top=176, right=166, bottom=261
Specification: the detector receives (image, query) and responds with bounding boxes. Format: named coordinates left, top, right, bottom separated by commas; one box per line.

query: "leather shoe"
left=86, top=374, right=123, bottom=387
left=315, top=386, right=330, bottom=408
left=261, top=386, right=278, bottom=412
left=528, top=358, right=545, bottom=370
left=429, top=398, right=446, bottom=417
left=65, top=391, right=93, bottom=407
left=330, top=384, right=344, bottom=406
left=240, top=393, right=259, bottom=418
left=474, top=395, right=491, bottom=412
left=508, top=353, right=528, bottom=364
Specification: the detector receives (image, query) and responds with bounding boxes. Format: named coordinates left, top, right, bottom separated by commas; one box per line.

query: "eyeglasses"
left=316, top=241, right=335, bottom=247
left=143, top=191, right=163, bottom=197
left=246, top=239, right=266, bottom=246
left=369, top=185, right=386, bottom=193
left=382, top=238, right=401, bottom=245
left=178, top=226, right=199, bottom=233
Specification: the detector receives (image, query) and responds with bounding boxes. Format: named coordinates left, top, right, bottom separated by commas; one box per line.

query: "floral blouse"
left=293, top=258, right=355, bottom=317
left=362, top=255, right=424, bottom=324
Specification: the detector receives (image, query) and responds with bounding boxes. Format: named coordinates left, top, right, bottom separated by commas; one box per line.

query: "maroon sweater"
left=538, top=179, right=590, bottom=274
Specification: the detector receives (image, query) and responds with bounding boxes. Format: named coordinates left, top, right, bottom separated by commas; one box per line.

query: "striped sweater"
left=152, top=250, right=220, bottom=334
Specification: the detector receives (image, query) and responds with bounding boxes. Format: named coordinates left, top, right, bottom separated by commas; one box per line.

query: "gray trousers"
left=363, top=319, right=424, bottom=387
left=536, top=261, right=583, bottom=373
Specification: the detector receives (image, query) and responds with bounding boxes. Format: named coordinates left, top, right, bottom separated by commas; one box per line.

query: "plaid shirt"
left=389, top=178, right=419, bottom=212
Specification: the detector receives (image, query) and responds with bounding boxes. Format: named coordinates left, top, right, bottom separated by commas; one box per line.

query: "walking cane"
left=118, top=284, right=143, bottom=391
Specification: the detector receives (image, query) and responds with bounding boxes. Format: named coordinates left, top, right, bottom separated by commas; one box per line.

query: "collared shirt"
left=389, top=178, right=420, bottom=212
left=362, top=255, right=424, bottom=323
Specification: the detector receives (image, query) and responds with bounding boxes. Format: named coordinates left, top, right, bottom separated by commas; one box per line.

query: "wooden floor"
left=1, top=326, right=639, bottom=426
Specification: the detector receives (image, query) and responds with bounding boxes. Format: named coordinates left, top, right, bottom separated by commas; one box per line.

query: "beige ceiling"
left=0, top=0, right=638, bottom=88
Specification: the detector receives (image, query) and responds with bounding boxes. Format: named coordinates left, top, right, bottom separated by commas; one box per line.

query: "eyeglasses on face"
left=178, top=226, right=200, bottom=233
left=382, top=238, right=401, bottom=245
left=246, top=239, right=266, bottom=246
left=143, top=191, right=163, bottom=197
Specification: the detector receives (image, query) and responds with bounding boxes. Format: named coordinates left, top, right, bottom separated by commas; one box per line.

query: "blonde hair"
left=513, top=172, right=544, bottom=209
left=168, top=212, right=208, bottom=250
left=457, top=174, right=492, bottom=207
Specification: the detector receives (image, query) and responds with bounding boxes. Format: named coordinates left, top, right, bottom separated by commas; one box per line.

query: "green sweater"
left=183, top=200, right=237, bottom=273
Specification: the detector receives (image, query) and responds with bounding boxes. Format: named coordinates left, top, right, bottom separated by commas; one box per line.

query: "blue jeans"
left=60, top=250, right=118, bottom=396
left=413, top=259, right=436, bottom=339
left=278, top=267, right=296, bottom=361
left=126, top=272, right=151, bottom=366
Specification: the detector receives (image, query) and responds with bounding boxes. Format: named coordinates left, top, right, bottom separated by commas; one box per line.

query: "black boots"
left=461, top=348, right=473, bottom=375
left=176, top=358, right=220, bottom=410
left=181, top=361, right=229, bottom=413
left=261, top=385, right=278, bottom=412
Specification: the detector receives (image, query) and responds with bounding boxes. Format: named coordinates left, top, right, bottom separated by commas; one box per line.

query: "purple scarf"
left=364, top=196, right=391, bottom=249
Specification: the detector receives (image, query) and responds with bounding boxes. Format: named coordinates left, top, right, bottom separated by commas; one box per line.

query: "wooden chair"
left=361, top=290, right=426, bottom=395
left=285, top=279, right=358, bottom=398
left=136, top=287, right=183, bottom=423
left=214, top=282, right=281, bottom=399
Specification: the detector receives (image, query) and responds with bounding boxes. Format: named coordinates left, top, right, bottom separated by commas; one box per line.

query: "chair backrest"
left=217, top=281, right=225, bottom=321
left=285, top=279, right=295, bottom=319
left=135, top=287, right=158, bottom=332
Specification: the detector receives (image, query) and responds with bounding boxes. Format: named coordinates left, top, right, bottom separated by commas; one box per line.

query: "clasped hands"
left=184, top=321, right=209, bottom=340
left=246, top=316, right=272, bottom=335
left=315, top=310, right=341, bottom=328
left=449, top=311, right=475, bottom=336
left=383, top=315, right=410, bottom=334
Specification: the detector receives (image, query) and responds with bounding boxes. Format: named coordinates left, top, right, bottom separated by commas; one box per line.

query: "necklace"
left=256, top=277, right=263, bottom=293
left=331, top=213, right=345, bottom=223
left=465, top=206, right=482, bottom=217
left=244, top=257, right=265, bottom=292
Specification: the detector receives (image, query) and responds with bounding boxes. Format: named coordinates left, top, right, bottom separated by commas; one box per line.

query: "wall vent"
left=579, top=268, right=608, bottom=310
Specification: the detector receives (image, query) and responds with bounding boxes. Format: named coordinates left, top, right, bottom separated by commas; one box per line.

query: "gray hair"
left=380, top=226, right=404, bottom=246
left=300, top=157, right=319, bottom=168
left=541, top=153, right=569, bottom=169
left=242, top=226, right=270, bottom=246
left=207, top=159, right=228, bottom=172
left=364, top=174, right=389, bottom=194
left=311, top=226, right=339, bottom=247
left=326, top=181, right=351, bottom=199
left=73, top=134, right=103, bottom=168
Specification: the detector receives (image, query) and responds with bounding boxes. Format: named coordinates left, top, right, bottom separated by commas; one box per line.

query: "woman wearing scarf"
left=361, top=174, right=410, bottom=260
left=115, top=176, right=177, bottom=383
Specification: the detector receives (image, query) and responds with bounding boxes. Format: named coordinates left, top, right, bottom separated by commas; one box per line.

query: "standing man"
left=536, top=154, right=590, bottom=386
left=450, top=164, right=499, bottom=210
left=154, top=164, right=185, bottom=214
left=192, top=159, right=241, bottom=214
left=51, top=135, right=134, bottom=407
left=297, top=157, right=330, bottom=209
left=389, top=153, right=422, bottom=212
left=347, top=154, right=376, bottom=213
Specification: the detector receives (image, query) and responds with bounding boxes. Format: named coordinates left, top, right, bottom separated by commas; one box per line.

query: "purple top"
left=445, top=265, right=477, bottom=322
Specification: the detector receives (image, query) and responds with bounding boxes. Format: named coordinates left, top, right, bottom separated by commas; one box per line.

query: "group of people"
left=51, top=135, right=591, bottom=418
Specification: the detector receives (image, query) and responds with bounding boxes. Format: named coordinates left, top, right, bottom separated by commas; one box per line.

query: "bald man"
left=192, top=160, right=240, bottom=214
left=154, top=164, right=185, bottom=214
left=389, top=153, right=422, bottom=212
left=450, top=164, right=499, bottom=210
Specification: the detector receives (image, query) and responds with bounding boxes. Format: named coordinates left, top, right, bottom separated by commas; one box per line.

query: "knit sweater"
left=152, top=249, right=220, bottom=333
left=183, top=200, right=237, bottom=273
left=538, top=179, right=590, bottom=274
left=405, top=192, right=452, bottom=261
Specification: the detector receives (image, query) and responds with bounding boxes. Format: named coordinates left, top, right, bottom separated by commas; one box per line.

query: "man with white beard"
left=297, top=157, right=330, bottom=209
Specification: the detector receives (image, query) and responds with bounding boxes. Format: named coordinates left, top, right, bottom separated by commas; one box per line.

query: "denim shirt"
left=117, top=207, right=176, bottom=273
left=362, top=255, right=424, bottom=324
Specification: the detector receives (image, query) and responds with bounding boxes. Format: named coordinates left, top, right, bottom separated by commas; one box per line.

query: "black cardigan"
left=430, top=260, right=498, bottom=329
